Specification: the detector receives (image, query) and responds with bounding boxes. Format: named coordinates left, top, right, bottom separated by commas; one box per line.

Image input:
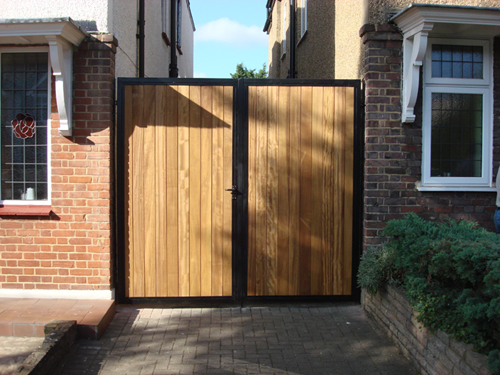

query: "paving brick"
left=51, top=305, right=417, bottom=375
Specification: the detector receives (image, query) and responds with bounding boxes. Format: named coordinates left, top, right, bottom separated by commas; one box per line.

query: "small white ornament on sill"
left=26, top=188, right=35, bottom=200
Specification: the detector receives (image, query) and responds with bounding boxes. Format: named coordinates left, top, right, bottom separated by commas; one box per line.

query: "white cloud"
left=195, top=18, right=267, bottom=48
left=194, top=71, right=208, bottom=78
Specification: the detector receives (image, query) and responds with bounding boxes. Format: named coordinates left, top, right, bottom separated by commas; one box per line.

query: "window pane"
left=431, top=93, right=483, bottom=177
left=432, top=44, right=483, bottom=79
left=1, top=52, right=48, bottom=201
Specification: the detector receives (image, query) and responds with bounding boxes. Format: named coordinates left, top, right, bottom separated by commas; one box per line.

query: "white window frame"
left=282, top=0, right=287, bottom=59
left=177, top=0, right=182, bottom=48
left=300, top=0, right=308, bottom=39
left=161, top=0, right=169, bottom=35
left=421, top=38, right=493, bottom=191
left=0, top=46, right=52, bottom=205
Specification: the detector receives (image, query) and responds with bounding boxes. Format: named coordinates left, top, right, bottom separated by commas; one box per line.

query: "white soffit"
left=0, top=18, right=88, bottom=136
left=391, top=5, right=500, bottom=123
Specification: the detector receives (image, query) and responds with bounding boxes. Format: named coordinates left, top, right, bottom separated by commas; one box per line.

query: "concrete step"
left=0, top=298, right=115, bottom=339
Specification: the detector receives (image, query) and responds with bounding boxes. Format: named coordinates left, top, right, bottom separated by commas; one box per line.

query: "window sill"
left=0, top=205, right=52, bottom=216
left=416, top=185, right=496, bottom=193
left=162, top=32, right=171, bottom=47
left=297, top=30, right=307, bottom=47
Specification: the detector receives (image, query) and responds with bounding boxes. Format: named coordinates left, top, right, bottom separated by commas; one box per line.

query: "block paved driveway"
left=52, top=303, right=417, bottom=375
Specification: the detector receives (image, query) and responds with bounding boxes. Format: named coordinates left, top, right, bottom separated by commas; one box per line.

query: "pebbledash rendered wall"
left=0, top=34, right=116, bottom=298
left=360, top=24, right=500, bottom=249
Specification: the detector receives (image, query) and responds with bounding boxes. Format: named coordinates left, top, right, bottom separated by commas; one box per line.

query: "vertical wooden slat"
left=143, top=86, right=157, bottom=297
left=266, top=86, right=279, bottom=295
left=124, top=85, right=133, bottom=297
left=299, top=86, right=313, bottom=295
left=255, top=85, right=268, bottom=296
left=200, top=86, right=213, bottom=296
left=131, top=85, right=145, bottom=297
left=322, top=87, right=335, bottom=295
left=155, top=85, right=168, bottom=297
left=277, top=86, right=290, bottom=295
left=166, top=86, right=179, bottom=297
left=311, top=86, right=324, bottom=295
left=222, top=85, right=233, bottom=296
left=343, top=87, right=355, bottom=295
left=211, top=86, right=224, bottom=296
left=189, top=86, right=202, bottom=297
left=288, top=86, right=301, bottom=295
left=333, top=87, right=345, bottom=295
left=247, top=87, right=257, bottom=296
left=177, top=84, right=190, bottom=296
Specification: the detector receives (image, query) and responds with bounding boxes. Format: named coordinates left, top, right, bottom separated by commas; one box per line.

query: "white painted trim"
left=0, top=19, right=87, bottom=136
left=422, top=85, right=492, bottom=189
left=417, top=186, right=496, bottom=192
left=401, top=22, right=433, bottom=123
left=0, top=46, right=52, bottom=204
left=421, top=37, right=493, bottom=190
left=0, top=288, right=114, bottom=300
left=393, top=5, right=500, bottom=124
left=47, top=36, right=73, bottom=136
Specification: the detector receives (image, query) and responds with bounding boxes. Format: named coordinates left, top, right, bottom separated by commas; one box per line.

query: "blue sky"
left=190, top=0, right=269, bottom=78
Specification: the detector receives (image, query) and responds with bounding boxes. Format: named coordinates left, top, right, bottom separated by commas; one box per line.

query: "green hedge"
left=358, top=213, right=500, bottom=374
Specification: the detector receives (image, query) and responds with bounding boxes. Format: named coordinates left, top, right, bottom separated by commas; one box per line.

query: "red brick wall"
left=361, top=24, right=499, bottom=249
left=0, top=34, right=116, bottom=292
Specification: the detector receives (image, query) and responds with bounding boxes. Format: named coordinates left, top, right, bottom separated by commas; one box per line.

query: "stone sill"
left=0, top=205, right=52, bottom=216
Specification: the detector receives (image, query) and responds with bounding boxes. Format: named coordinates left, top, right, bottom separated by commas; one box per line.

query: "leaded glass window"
left=1, top=52, right=49, bottom=201
left=431, top=93, right=483, bottom=177
left=422, top=39, right=492, bottom=189
left=431, top=44, right=483, bottom=79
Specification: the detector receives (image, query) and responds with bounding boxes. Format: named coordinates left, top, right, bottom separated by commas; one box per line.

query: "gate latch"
left=225, top=185, right=240, bottom=200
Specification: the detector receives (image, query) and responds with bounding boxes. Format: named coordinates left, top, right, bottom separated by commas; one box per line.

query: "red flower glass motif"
left=12, top=113, right=36, bottom=139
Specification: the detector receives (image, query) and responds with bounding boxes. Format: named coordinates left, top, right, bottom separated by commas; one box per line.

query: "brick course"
left=0, top=34, right=117, bottom=292
left=361, top=24, right=500, bottom=249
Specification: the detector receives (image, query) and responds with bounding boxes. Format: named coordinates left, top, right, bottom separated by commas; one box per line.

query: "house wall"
left=360, top=23, right=500, bottom=248
left=295, top=0, right=336, bottom=79
left=178, top=0, right=195, bottom=78
left=0, top=0, right=194, bottom=78
left=0, top=35, right=117, bottom=298
left=266, top=1, right=287, bottom=79
left=267, top=0, right=500, bottom=80
left=0, top=0, right=111, bottom=32
left=334, top=0, right=366, bottom=80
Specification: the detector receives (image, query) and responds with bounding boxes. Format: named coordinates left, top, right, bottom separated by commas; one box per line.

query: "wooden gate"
left=122, top=84, right=234, bottom=298
left=116, top=79, right=362, bottom=302
left=247, top=85, right=354, bottom=296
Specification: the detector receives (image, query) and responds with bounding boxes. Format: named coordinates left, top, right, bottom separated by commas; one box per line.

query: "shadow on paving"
left=51, top=304, right=417, bottom=375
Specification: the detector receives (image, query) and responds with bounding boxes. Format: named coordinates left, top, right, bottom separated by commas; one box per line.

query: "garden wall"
left=364, top=285, right=490, bottom=375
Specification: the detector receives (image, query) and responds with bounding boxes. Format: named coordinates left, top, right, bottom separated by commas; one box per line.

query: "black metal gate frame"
left=115, top=78, right=365, bottom=306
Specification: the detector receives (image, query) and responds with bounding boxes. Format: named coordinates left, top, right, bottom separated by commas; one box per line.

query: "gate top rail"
left=117, top=77, right=362, bottom=89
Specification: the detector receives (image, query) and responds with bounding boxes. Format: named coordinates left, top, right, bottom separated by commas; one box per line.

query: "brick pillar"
left=360, top=24, right=407, bottom=249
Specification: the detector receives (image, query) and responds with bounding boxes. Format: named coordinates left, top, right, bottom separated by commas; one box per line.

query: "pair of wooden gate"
left=116, top=79, right=362, bottom=303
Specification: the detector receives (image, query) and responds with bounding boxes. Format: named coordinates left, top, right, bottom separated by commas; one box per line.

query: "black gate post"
left=231, top=79, right=249, bottom=305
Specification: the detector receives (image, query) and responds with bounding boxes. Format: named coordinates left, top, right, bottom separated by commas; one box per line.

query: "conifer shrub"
left=358, top=213, right=500, bottom=374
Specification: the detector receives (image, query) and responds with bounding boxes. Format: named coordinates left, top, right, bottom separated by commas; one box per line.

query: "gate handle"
left=225, top=185, right=240, bottom=200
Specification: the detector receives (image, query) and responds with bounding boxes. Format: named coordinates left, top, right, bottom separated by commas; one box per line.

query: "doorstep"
left=0, top=298, right=115, bottom=339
